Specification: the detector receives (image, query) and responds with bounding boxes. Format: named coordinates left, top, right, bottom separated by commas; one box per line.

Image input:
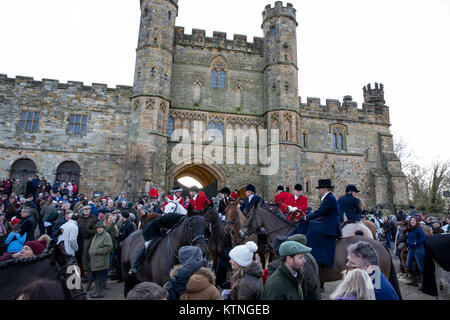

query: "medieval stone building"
left=0, top=0, right=408, bottom=211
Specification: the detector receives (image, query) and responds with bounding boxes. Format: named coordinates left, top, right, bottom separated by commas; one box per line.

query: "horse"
left=341, top=220, right=377, bottom=239
left=242, top=204, right=402, bottom=299
left=202, top=204, right=231, bottom=274
left=422, top=234, right=450, bottom=300
left=0, top=242, right=87, bottom=300
left=121, top=201, right=209, bottom=296
left=138, top=211, right=161, bottom=230
left=224, top=199, right=274, bottom=268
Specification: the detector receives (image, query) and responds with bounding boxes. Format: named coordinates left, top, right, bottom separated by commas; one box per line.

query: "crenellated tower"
left=262, top=2, right=302, bottom=198
left=125, top=0, right=178, bottom=198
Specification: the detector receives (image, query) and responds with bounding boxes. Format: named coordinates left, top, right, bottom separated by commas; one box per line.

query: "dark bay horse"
left=0, top=242, right=86, bottom=300
left=422, top=234, right=450, bottom=299
left=224, top=199, right=274, bottom=268
left=202, top=204, right=231, bottom=273
left=121, top=207, right=209, bottom=296
left=242, top=204, right=402, bottom=298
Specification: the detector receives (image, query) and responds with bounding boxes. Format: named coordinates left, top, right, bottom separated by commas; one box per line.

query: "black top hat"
left=294, top=184, right=303, bottom=191
left=277, top=185, right=284, bottom=192
left=246, top=184, right=256, bottom=193
left=316, top=179, right=334, bottom=189
left=409, top=205, right=415, bottom=209
left=171, top=185, right=183, bottom=193
left=220, top=187, right=231, bottom=195
left=345, top=184, right=360, bottom=193
left=190, top=186, right=200, bottom=193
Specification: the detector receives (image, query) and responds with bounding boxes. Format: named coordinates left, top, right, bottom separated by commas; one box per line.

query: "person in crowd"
left=127, top=246, right=207, bottom=300
left=289, top=179, right=341, bottom=271
left=338, top=184, right=361, bottom=224
left=267, top=236, right=288, bottom=278
left=239, top=184, right=262, bottom=216
left=57, top=213, right=79, bottom=258
left=382, top=216, right=395, bottom=248
left=5, top=195, right=19, bottom=222
left=5, top=224, right=26, bottom=253
left=104, top=213, right=118, bottom=266
left=0, top=239, right=47, bottom=262
left=12, top=179, right=23, bottom=198
left=288, top=234, right=321, bottom=300
left=217, top=187, right=231, bottom=216
left=274, top=185, right=292, bottom=216
left=221, top=241, right=263, bottom=300
left=41, top=198, right=57, bottom=235
left=329, top=268, right=375, bottom=300
left=19, top=207, right=36, bottom=242
left=423, top=225, right=433, bottom=238
left=409, top=205, right=418, bottom=217
left=169, top=246, right=221, bottom=300
left=394, top=222, right=408, bottom=277
left=346, top=241, right=399, bottom=300
left=263, top=241, right=311, bottom=300
left=231, top=189, right=239, bottom=200
left=111, top=211, right=135, bottom=281
left=15, top=279, right=65, bottom=300
left=117, top=192, right=128, bottom=203
left=189, top=186, right=210, bottom=212
left=431, top=220, right=443, bottom=235
left=163, top=186, right=184, bottom=211
left=286, top=184, right=308, bottom=223
left=88, top=221, right=113, bottom=299
left=78, top=205, right=97, bottom=280
left=405, top=216, right=427, bottom=288
left=31, top=175, right=40, bottom=200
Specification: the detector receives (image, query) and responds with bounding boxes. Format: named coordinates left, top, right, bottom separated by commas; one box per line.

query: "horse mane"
left=0, top=252, right=54, bottom=270
left=257, top=203, right=295, bottom=225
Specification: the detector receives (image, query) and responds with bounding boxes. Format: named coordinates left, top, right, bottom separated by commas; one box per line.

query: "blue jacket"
left=407, top=227, right=426, bottom=250
left=306, top=192, right=342, bottom=238
left=89, top=203, right=98, bottom=217
left=370, top=270, right=399, bottom=300
left=5, top=232, right=27, bottom=253
left=241, top=195, right=262, bottom=216
left=338, top=194, right=361, bottom=222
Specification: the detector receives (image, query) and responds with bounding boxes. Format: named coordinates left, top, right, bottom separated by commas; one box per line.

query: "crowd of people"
left=0, top=176, right=448, bottom=301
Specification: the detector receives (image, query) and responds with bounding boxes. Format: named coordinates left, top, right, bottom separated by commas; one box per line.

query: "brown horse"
left=242, top=204, right=402, bottom=298
left=0, top=242, right=87, bottom=300
left=202, top=204, right=231, bottom=273
left=121, top=209, right=209, bottom=296
left=224, top=199, right=274, bottom=268
left=138, top=212, right=161, bottom=229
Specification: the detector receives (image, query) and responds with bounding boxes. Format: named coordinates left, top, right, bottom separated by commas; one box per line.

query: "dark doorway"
left=10, top=158, right=37, bottom=195
left=56, top=161, right=81, bottom=185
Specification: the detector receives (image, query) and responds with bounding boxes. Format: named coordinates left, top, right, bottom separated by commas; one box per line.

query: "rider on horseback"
left=128, top=200, right=187, bottom=276
left=338, top=185, right=362, bottom=225
left=286, top=184, right=308, bottom=223
left=163, top=186, right=184, bottom=211
left=239, top=184, right=262, bottom=217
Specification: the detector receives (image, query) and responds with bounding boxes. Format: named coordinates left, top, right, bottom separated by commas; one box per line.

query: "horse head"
left=224, top=198, right=240, bottom=234
left=164, top=200, right=187, bottom=215
left=185, top=208, right=209, bottom=255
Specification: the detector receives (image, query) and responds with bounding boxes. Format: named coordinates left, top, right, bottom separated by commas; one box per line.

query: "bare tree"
left=393, top=136, right=414, bottom=173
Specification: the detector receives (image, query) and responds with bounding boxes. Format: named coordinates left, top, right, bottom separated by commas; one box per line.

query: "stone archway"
left=56, top=161, right=81, bottom=185
left=168, top=162, right=227, bottom=199
left=10, top=158, right=37, bottom=195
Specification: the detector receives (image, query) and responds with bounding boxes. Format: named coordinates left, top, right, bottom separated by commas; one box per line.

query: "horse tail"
left=422, top=240, right=437, bottom=296
left=385, top=245, right=402, bottom=300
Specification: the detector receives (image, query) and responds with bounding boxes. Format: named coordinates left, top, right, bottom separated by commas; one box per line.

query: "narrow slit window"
left=219, top=70, right=226, bottom=88
left=211, top=69, right=218, bottom=88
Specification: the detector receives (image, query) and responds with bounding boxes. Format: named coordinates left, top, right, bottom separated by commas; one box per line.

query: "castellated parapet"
left=175, top=27, right=264, bottom=54
left=262, top=2, right=297, bottom=25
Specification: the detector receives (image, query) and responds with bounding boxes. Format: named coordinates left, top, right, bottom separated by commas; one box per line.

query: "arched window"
left=168, top=117, right=174, bottom=139
left=338, top=133, right=343, bottom=150
left=208, top=121, right=216, bottom=141
left=301, top=132, right=307, bottom=148
left=333, top=133, right=338, bottom=150
left=331, top=124, right=347, bottom=151
left=193, top=82, right=202, bottom=105
left=211, top=70, right=218, bottom=88
left=10, top=158, right=37, bottom=193
left=217, top=122, right=224, bottom=136
left=219, top=70, right=226, bottom=88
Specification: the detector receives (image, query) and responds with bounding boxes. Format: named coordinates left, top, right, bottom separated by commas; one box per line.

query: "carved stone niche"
left=145, top=97, right=156, bottom=110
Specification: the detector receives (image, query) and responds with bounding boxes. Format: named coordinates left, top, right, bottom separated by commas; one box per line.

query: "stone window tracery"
left=330, top=124, right=348, bottom=151
left=211, top=56, right=227, bottom=89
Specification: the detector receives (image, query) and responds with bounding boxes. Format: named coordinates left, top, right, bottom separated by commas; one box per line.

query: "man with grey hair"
left=346, top=241, right=399, bottom=300
left=19, top=206, right=36, bottom=242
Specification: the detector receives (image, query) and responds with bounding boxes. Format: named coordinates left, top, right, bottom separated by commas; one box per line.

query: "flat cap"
left=288, top=234, right=307, bottom=246
left=279, top=240, right=311, bottom=256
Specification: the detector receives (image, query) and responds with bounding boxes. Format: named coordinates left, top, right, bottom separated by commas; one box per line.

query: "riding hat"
left=279, top=241, right=311, bottom=256
left=229, top=241, right=258, bottom=267
left=171, top=186, right=183, bottom=193
left=315, top=179, right=334, bottom=189
left=277, top=185, right=284, bottom=192
left=345, top=184, right=360, bottom=193
left=245, top=184, right=256, bottom=193
left=219, top=187, right=231, bottom=196
left=190, top=186, right=200, bottom=193
left=271, top=236, right=288, bottom=253
left=294, top=184, right=303, bottom=192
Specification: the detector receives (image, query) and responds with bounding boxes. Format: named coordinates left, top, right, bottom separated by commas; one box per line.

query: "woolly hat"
left=178, top=246, right=203, bottom=265
left=229, top=241, right=258, bottom=267
left=279, top=241, right=311, bottom=256
left=24, top=240, right=46, bottom=256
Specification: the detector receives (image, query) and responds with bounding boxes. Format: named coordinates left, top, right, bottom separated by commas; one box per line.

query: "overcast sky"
left=0, top=0, right=448, bottom=169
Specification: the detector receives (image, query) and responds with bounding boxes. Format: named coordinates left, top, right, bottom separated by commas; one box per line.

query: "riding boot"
left=128, top=242, right=150, bottom=276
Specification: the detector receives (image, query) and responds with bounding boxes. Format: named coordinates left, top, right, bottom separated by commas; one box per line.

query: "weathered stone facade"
left=0, top=0, right=408, bottom=211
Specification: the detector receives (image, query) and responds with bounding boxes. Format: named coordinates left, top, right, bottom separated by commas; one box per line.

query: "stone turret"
left=363, top=82, right=385, bottom=105
left=125, top=0, right=178, bottom=198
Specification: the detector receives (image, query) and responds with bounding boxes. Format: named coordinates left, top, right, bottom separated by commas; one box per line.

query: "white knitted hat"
left=229, top=241, right=258, bottom=267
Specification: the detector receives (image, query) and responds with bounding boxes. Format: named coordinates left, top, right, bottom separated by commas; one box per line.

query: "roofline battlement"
left=262, top=2, right=297, bottom=26
left=300, top=95, right=390, bottom=124
left=140, top=0, right=178, bottom=10
left=174, top=26, right=264, bottom=54
left=0, top=74, right=133, bottom=95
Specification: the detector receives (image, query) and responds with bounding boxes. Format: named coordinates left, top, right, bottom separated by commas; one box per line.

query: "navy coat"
left=290, top=192, right=342, bottom=267
left=241, top=195, right=262, bottom=216
left=338, top=194, right=362, bottom=223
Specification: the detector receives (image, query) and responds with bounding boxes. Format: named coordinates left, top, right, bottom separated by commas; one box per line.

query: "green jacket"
left=263, top=263, right=304, bottom=300
left=88, top=231, right=113, bottom=272
left=105, top=223, right=118, bottom=251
